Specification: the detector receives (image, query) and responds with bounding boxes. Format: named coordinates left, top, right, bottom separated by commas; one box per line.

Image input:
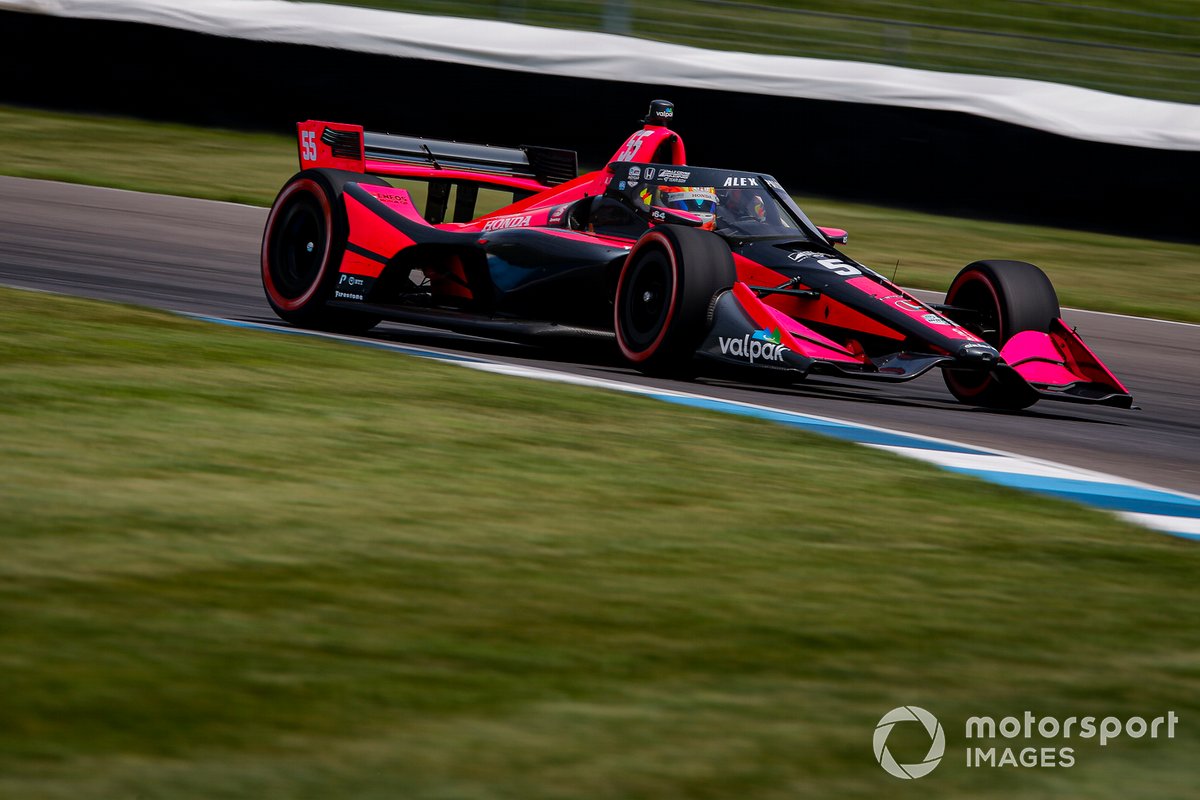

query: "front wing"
left=698, top=282, right=1133, bottom=407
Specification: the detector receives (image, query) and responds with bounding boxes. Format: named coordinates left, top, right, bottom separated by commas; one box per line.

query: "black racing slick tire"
left=942, top=259, right=1061, bottom=410
left=614, top=225, right=735, bottom=375
left=261, top=168, right=389, bottom=333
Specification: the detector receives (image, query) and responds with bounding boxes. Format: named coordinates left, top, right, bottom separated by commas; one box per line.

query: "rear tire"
left=614, top=226, right=735, bottom=375
left=942, top=259, right=1060, bottom=409
left=261, top=169, right=389, bottom=333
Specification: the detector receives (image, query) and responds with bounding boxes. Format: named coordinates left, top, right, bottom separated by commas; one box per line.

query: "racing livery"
left=262, top=100, right=1131, bottom=409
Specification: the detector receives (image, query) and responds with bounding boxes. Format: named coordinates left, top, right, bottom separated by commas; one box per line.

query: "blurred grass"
left=313, top=0, right=1200, bottom=103
left=1, top=286, right=1198, bottom=798
left=0, top=106, right=298, bottom=206
left=810, top=198, right=1200, bottom=321
left=1, top=103, right=1197, bottom=321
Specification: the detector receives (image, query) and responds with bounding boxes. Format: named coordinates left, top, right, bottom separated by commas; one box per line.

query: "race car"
left=261, top=100, right=1132, bottom=410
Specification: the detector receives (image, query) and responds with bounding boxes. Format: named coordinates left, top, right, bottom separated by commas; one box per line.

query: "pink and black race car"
left=262, top=100, right=1131, bottom=410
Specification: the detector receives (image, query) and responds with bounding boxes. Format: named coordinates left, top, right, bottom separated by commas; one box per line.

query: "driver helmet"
left=657, top=186, right=718, bottom=227
left=725, top=188, right=768, bottom=223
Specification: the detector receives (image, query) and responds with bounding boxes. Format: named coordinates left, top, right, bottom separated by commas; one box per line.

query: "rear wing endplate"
left=297, top=120, right=577, bottom=190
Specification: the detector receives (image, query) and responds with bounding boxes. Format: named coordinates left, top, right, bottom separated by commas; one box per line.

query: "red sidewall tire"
left=943, top=268, right=1002, bottom=399
left=261, top=178, right=334, bottom=314
left=613, top=226, right=735, bottom=374
left=615, top=230, right=679, bottom=363
left=942, top=260, right=1059, bottom=409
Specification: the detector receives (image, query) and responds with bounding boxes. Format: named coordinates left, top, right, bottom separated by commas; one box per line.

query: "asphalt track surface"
left=2, top=176, right=1197, bottom=495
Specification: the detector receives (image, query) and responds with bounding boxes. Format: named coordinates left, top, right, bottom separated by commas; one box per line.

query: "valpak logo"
left=718, top=328, right=787, bottom=363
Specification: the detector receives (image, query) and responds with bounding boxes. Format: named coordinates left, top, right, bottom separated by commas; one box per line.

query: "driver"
left=655, top=186, right=719, bottom=229
left=722, top=188, right=769, bottom=225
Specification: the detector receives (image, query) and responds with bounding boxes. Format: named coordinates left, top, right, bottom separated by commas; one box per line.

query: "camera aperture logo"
left=874, top=707, right=1179, bottom=778
left=874, top=706, right=945, bottom=779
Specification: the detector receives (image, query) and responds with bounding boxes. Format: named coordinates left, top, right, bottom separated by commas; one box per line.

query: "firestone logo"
left=874, top=706, right=945, bottom=780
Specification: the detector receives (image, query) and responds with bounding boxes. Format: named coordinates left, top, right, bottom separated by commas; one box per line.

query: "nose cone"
left=956, top=342, right=1000, bottom=364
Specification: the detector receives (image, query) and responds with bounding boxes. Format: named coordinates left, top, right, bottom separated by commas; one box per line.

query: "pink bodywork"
left=1002, top=319, right=1129, bottom=393
left=732, top=283, right=866, bottom=364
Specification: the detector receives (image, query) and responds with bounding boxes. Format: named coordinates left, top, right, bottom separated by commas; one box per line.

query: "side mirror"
left=819, top=226, right=848, bottom=245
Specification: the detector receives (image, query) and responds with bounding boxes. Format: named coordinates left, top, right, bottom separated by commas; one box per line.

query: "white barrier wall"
left=4, top=0, right=1199, bottom=151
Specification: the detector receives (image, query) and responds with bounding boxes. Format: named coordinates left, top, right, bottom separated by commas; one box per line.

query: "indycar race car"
left=261, top=100, right=1132, bottom=410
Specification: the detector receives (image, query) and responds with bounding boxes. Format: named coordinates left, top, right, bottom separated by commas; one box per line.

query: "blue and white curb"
left=196, top=316, right=1200, bottom=541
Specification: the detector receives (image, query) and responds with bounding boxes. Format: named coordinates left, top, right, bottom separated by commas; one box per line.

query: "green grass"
left=2, top=103, right=1198, bottom=322
left=0, top=106, right=298, bottom=206
left=812, top=198, right=1200, bottom=321
left=312, top=0, right=1200, bottom=103
left=1, top=286, right=1198, bottom=798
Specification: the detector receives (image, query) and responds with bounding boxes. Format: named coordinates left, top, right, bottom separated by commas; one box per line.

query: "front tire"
left=943, top=259, right=1060, bottom=409
left=261, top=169, right=387, bottom=333
left=614, top=226, right=735, bottom=375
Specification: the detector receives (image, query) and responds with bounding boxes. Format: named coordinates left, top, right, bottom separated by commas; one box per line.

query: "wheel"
left=942, top=259, right=1060, bottom=409
left=261, top=168, right=389, bottom=333
left=614, top=225, right=735, bottom=374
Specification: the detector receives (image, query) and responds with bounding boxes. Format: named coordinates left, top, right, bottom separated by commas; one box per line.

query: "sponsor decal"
left=639, top=187, right=653, bottom=206
left=788, top=250, right=823, bottom=262
left=718, top=328, right=788, bottom=363
left=338, top=274, right=365, bottom=288
left=657, top=168, right=691, bottom=183
left=334, top=290, right=364, bottom=300
left=618, top=181, right=627, bottom=190
left=650, top=209, right=667, bottom=222
left=548, top=204, right=567, bottom=224
left=752, top=327, right=782, bottom=344
left=482, top=215, right=533, bottom=232
left=628, top=166, right=641, bottom=181
left=644, top=167, right=656, bottom=180
left=894, top=298, right=925, bottom=312
left=661, top=188, right=718, bottom=207
left=765, top=178, right=783, bottom=190
left=923, top=313, right=950, bottom=326
left=372, top=192, right=410, bottom=205
left=722, top=176, right=759, bottom=187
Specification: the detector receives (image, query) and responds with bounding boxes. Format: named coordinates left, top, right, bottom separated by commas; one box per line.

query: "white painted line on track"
left=190, top=314, right=1200, bottom=542
left=1118, top=513, right=1200, bottom=539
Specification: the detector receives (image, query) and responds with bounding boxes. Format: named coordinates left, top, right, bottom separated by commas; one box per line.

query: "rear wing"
left=297, top=120, right=577, bottom=193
